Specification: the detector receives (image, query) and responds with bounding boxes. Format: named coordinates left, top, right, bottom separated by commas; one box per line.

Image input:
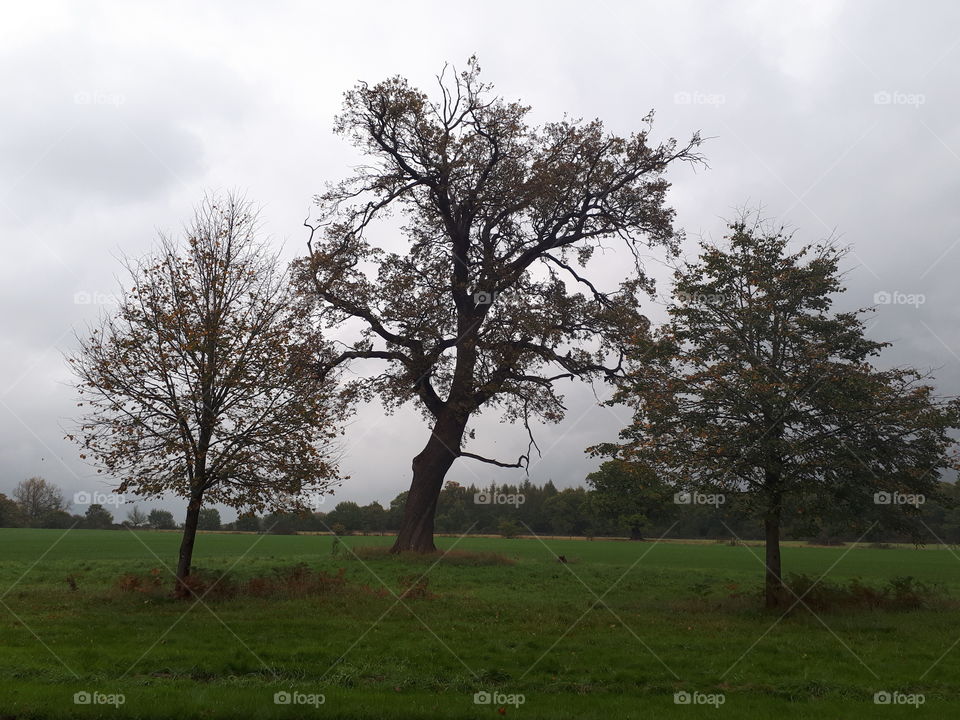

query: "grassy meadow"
left=0, top=528, right=958, bottom=718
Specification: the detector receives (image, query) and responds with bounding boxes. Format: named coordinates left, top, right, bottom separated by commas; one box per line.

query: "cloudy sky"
left=2, top=0, right=959, bottom=522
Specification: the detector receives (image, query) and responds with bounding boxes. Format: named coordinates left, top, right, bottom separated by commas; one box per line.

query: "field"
left=1, top=528, right=958, bottom=718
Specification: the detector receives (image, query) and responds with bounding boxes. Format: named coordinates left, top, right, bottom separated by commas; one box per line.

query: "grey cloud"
left=3, top=0, right=960, bottom=521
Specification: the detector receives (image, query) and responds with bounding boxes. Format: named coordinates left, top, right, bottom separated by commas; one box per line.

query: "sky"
left=2, top=0, right=959, bottom=522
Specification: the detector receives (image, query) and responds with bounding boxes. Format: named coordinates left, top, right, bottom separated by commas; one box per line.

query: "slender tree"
left=298, top=58, right=703, bottom=551
left=594, top=215, right=960, bottom=607
left=69, top=193, right=348, bottom=595
left=126, top=505, right=148, bottom=527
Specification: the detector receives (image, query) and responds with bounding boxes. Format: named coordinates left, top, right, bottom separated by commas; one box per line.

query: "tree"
left=69, top=193, right=348, bottom=596
left=298, top=58, right=703, bottom=552
left=198, top=508, right=221, bottom=531
left=0, top=494, right=24, bottom=527
left=596, top=216, right=960, bottom=607
left=327, top=501, right=362, bottom=533
left=148, top=509, right=177, bottom=530
left=126, top=505, right=148, bottom=527
left=359, top=501, right=387, bottom=535
left=234, top=512, right=261, bottom=532
left=41, top=510, right=77, bottom=529
left=13, top=478, right=68, bottom=527
left=498, top=518, right=521, bottom=538
left=83, top=503, right=114, bottom=529
left=543, top=488, right=592, bottom=536
left=260, top=511, right=301, bottom=534
left=587, top=460, right=672, bottom=540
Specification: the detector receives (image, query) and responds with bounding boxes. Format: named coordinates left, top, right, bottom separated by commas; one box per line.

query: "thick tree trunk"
left=764, top=507, right=783, bottom=609
left=391, top=412, right=468, bottom=553
left=174, top=492, right=203, bottom=598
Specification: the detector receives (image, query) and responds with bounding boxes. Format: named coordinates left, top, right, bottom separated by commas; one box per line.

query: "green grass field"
left=1, top=528, right=958, bottom=718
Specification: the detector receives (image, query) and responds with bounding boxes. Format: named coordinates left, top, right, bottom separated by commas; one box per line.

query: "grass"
left=0, top=528, right=958, bottom=718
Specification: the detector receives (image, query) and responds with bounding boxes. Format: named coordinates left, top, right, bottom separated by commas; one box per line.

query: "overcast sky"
left=2, top=0, right=959, bottom=522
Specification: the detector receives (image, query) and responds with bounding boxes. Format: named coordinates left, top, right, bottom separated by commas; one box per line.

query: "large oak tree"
left=298, top=59, right=703, bottom=551
left=594, top=216, right=960, bottom=608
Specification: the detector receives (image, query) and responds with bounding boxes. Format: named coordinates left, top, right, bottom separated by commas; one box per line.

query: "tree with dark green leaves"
left=234, top=512, right=261, bottom=532
left=594, top=215, right=960, bottom=608
left=586, top=460, right=673, bottom=540
left=359, top=502, right=388, bottom=535
left=327, top=501, right=362, bottom=533
left=0, top=494, right=24, bottom=527
left=83, top=503, right=114, bottom=529
left=198, top=508, right=221, bottom=531
left=148, top=509, right=177, bottom=530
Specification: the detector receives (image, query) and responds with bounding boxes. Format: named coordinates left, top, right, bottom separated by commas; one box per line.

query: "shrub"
left=498, top=519, right=521, bottom=539
left=783, top=573, right=942, bottom=612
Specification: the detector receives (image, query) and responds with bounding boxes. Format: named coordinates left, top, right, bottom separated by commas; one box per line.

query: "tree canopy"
left=297, top=58, right=703, bottom=551
left=594, top=216, right=960, bottom=607
left=69, top=193, right=349, bottom=593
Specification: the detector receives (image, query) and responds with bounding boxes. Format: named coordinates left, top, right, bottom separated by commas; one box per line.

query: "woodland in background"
left=4, top=475, right=960, bottom=545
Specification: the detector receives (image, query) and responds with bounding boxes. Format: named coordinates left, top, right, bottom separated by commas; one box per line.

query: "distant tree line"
left=8, top=475, right=960, bottom=545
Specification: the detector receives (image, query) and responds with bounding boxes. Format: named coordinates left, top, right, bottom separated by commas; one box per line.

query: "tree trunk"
left=391, top=412, right=468, bottom=553
left=174, top=492, right=203, bottom=598
left=764, top=507, right=783, bottom=609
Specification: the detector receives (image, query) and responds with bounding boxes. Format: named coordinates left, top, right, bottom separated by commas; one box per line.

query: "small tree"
left=586, top=460, right=672, bottom=540
left=0, top=494, right=24, bottom=527
left=13, top=477, right=67, bottom=527
left=327, top=501, right=362, bottom=534
left=359, top=501, right=387, bottom=535
left=596, top=216, right=960, bottom=607
left=68, top=193, right=349, bottom=596
left=126, top=505, right=148, bottom=527
left=148, top=509, right=177, bottom=530
left=197, top=508, right=221, bottom=531
left=497, top=518, right=521, bottom=539
left=42, top=510, right=78, bottom=529
left=299, top=58, right=703, bottom=552
left=234, top=512, right=261, bottom=532
left=83, top=504, right=114, bottom=530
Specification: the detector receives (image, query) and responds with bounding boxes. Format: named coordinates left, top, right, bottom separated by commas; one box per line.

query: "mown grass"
left=0, top=528, right=958, bottom=718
